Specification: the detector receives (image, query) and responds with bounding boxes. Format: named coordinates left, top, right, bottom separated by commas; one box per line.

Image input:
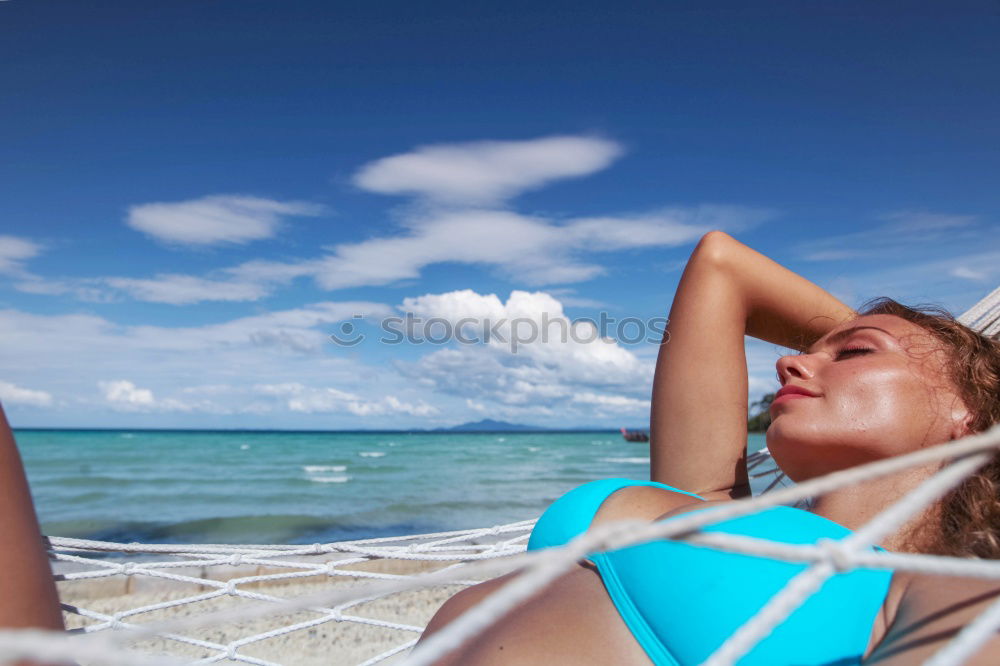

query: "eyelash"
left=834, top=346, right=874, bottom=360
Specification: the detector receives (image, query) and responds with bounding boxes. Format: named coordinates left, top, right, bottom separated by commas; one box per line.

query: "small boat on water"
left=620, top=427, right=649, bottom=442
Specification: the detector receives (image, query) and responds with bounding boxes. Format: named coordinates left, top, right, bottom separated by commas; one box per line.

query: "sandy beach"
left=57, top=553, right=520, bottom=665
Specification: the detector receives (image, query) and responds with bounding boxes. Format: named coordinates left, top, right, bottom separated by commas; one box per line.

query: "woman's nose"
left=776, top=354, right=815, bottom=383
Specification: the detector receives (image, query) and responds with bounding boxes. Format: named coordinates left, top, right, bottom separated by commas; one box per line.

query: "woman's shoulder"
left=865, top=569, right=1000, bottom=664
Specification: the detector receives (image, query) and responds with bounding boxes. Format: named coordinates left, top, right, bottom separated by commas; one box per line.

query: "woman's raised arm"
left=0, top=403, right=64, bottom=632
left=649, top=231, right=854, bottom=498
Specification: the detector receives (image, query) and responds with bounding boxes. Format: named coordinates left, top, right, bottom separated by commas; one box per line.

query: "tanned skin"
left=0, top=403, right=65, bottom=665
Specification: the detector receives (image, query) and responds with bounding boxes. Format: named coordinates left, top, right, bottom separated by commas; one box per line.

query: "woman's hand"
left=649, top=231, right=853, bottom=498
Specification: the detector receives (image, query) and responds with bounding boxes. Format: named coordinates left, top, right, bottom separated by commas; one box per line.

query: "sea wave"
left=309, top=475, right=351, bottom=483
left=303, top=465, right=347, bottom=473
left=359, top=451, right=386, bottom=458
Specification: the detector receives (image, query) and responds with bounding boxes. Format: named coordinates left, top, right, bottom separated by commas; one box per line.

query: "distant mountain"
left=438, top=419, right=542, bottom=432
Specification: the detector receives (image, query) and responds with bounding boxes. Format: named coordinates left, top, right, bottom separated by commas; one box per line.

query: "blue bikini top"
left=527, top=478, right=893, bottom=665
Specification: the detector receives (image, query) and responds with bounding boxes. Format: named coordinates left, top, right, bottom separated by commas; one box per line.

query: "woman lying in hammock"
left=419, top=231, right=1000, bottom=665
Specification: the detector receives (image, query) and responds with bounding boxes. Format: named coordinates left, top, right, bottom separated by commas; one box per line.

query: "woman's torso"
left=443, top=560, right=910, bottom=665
left=439, top=482, right=1000, bottom=665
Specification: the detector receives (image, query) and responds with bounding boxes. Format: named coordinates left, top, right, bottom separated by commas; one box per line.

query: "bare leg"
left=0, top=402, right=64, bottom=631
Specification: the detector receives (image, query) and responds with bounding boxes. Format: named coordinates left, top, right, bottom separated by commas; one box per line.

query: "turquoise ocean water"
left=16, top=430, right=768, bottom=546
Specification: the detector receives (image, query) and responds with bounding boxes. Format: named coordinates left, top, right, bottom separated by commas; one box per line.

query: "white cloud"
left=251, top=382, right=437, bottom=416
left=16, top=269, right=303, bottom=306
left=352, top=135, right=623, bottom=205
left=103, top=274, right=273, bottom=305
left=13, top=277, right=114, bottom=302
left=95, top=380, right=259, bottom=415
left=0, top=380, right=52, bottom=407
left=0, top=301, right=391, bottom=360
left=950, top=266, right=988, bottom=281
left=798, top=210, right=985, bottom=262
left=0, top=304, right=447, bottom=426
left=0, top=236, right=42, bottom=276
left=563, top=206, right=760, bottom=249
left=125, top=301, right=394, bottom=354
left=223, top=258, right=320, bottom=284
left=348, top=395, right=438, bottom=417
left=14, top=273, right=273, bottom=306
left=543, top=289, right=607, bottom=308
left=97, top=379, right=204, bottom=413
left=15, top=136, right=770, bottom=305
left=802, top=249, right=1000, bottom=317
left=127, top=194, right=324, bottom=247
left=98, top=379, right=156, bottom=408
left=781, top=207, right=999, bottom=318
left=881, top=210, right=979, bottom=232
left=395, top=289, right=653, bottom=414
left=10, top=204, right=734, bottom=302
left=745, top=338, right=784, bottom=405
left=400, top=288, right=645, bottom=369
left=254, top=205, right=764, bottom=291
left=572, top=392, right=650, bottom=412
left=11, top=204, right=732, bottom=303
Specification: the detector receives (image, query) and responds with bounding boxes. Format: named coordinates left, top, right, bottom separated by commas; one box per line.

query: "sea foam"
left=600, top=457, right=650, bottom=464
left=310, top=475, right=351, bottom=483
left=359, top=451, right=386, bottom=458
left=303, top=465, right=347, bottom=473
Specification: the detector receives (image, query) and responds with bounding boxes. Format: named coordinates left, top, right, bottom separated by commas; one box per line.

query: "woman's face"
left=766, top=314, right=970, bottom=481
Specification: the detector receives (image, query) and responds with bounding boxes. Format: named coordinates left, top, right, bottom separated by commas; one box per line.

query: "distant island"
left=436, top=419, right=543, bottom=432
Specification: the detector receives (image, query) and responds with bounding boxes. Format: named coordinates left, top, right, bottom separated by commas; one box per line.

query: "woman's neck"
left=809, top=463, right=944, bottom=552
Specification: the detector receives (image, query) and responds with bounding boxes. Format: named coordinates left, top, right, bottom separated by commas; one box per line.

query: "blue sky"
left=1, top=1, right=997, bottom=429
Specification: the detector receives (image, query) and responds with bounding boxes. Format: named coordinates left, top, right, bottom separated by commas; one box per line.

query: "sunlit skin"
left=767, top=314, right=972, bottom=482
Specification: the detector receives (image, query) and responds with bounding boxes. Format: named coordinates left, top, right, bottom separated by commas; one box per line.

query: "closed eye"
left=834, top=347, right=874, bottom=360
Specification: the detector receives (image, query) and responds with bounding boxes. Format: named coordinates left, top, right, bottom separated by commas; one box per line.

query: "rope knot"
left=119, top=562, right=134, bottom=575
left=226, top=644, right=238, bottom=660
left=488, top=525, right=502, bottom=535
left=817, top=538, right=855, bottom=573
left=311, top=543, right=324, bottom=554
left=229, top=553, right=243, bottom=567
left=110, top=613, right=125, bottom=630
left=225, top=580, right=238, bottom=594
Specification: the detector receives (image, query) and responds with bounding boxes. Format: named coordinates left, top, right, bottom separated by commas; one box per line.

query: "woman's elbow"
left=690, top=230, right=737, bottom=270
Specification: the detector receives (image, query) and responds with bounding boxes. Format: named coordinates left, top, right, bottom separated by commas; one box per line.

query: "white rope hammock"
left=2, top=287, right=999, bottom=666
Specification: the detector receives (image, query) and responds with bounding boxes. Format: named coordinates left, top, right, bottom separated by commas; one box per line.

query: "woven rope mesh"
left=48, top=524, right=533, bottom=665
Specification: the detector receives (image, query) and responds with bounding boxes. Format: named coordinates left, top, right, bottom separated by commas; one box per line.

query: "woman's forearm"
left=0, top=403, right=64, bottom=631
left=649, top=231, right=853, bottom=495
left=722, top=237, right=856, bottom=351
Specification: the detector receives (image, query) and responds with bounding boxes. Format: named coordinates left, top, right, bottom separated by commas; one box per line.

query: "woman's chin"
left=764, top=419, right=798, bottom=452
left=765, top=425, right=833, bottom=481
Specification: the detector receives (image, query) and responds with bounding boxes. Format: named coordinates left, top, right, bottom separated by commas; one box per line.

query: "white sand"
left=58, top=555, right=518, bottom=665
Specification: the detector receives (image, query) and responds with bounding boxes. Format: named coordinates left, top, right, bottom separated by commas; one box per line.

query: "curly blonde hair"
left=861, top=298, right=1000, bottom=558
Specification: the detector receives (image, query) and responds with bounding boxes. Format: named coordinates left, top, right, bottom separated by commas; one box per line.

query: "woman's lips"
left=770, top=386, right=819, bottom=410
